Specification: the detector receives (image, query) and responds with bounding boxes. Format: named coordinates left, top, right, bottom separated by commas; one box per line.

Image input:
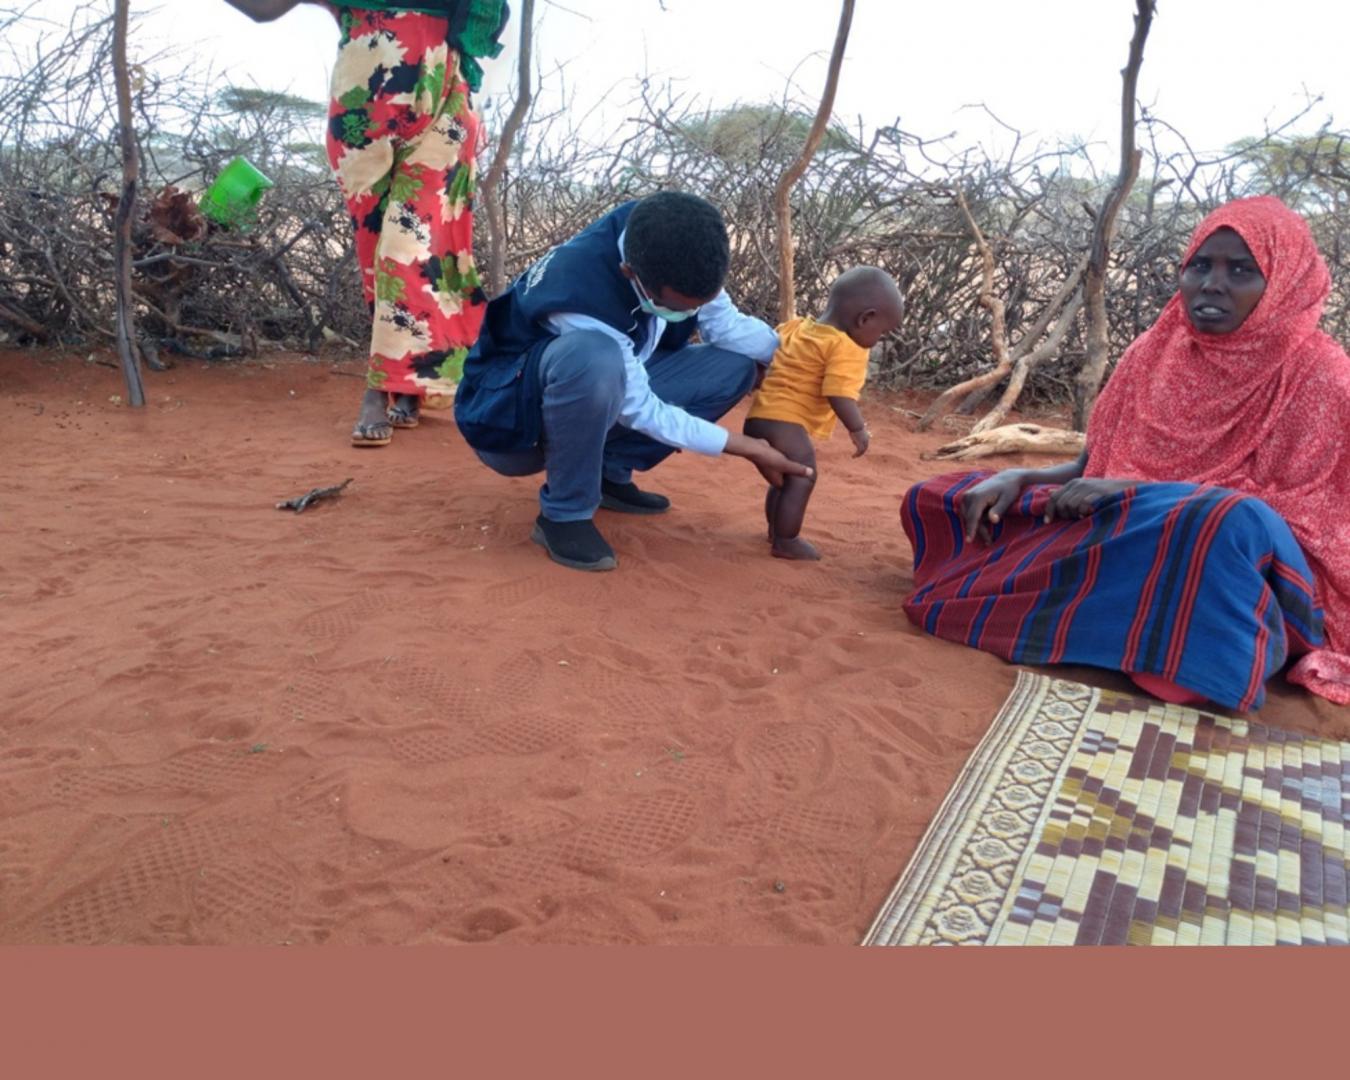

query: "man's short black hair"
left=624, top=190, right=730, bottom=299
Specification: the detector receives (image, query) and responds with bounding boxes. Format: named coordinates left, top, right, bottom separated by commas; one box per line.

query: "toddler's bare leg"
left=743, top=418, right=819, bottom=560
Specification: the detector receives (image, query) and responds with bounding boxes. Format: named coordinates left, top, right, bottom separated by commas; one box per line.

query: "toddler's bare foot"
left=771, top=536, right=821, bottom=561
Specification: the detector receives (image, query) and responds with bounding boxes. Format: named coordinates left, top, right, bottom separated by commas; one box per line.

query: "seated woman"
left=901, top=196, right=1350, bottom=712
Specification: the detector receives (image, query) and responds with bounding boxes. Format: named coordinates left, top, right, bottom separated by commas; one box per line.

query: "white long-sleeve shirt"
left=545, top=234, right=778, bottom=455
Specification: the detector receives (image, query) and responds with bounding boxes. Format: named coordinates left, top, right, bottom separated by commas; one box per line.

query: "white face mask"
left=633, top=278, right=699, bottom=323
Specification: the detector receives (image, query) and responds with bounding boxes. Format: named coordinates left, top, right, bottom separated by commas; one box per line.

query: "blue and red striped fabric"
left=901, top=474, right=1324, bottom=711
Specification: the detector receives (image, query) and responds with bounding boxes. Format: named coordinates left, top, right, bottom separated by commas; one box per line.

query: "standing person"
left=454, top=191, right=815, bottom=572
left=901, top=196, right=1350, bottom=712
left=743, top=266, right=903, bottom=560
left=222, top=1, right=509, bottom=446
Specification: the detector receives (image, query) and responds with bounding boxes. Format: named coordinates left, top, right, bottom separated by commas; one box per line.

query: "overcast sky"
left=21, top=1, right=1350, bottom=158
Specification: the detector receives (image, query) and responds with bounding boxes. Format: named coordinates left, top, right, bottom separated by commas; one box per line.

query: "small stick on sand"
left=276, top=478, right=353, bottom=513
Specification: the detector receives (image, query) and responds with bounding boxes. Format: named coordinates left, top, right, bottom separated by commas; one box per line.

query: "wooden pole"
left=480, top=0, right=535, bottom=297
left=772, top=0, right=855, bottom=323
left=112, top=0, right=146, bottom=407
left=1073, top=0, right=1154, bottom=430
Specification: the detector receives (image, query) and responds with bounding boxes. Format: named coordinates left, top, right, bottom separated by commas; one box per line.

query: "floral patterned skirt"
left=326, top=8, right=486, bottom=398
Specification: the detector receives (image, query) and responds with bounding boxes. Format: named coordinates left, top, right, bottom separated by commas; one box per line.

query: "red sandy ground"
left=1, top=350, right=1344, bottom=945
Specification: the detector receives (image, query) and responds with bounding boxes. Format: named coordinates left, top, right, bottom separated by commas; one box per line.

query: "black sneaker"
left=531, top=515, right=618, bottom=571
left=599, top=479, right=671, bottom=515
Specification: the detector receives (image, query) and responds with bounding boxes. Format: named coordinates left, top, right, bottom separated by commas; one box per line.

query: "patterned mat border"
left=863, top=671, right=1098, bottom=946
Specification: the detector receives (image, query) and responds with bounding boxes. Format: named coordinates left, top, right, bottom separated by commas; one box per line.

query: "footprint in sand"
left=459, top=802, right=578, bottom=849
left=296, top=606, right=364, bottom=642
left=432, top=525, right=499, bottom=551
left=0, top=834, right=39, bottom=926
left=400, top=665, right=461, bottom=704
left=556, top=791, right=700, bottom=871
left=483, top=573, right=608, bottom=613
left=737, top=722, right=835, bottom=796
left=535, top=783, right=583, bottom=801
left=746, top=571, right=826, bottom=603
left=545, top=925, right=644, bottom=946
left=836, top=701, right=950, bottom=760
left=386, top=712, right=582, bottom=763
left=745, top=852, right=854, bottom=923
left=488, top=650, right=546, bottom=705
left=452, top=905, right=525, bottom=942
left=50, top=766, right=147, bottom=805
left=480, top=843, right=598, bottom=897
left=455, top=712, right=584, bottom=757
left=682, top=647, right=774, bottom=693
left=278, top=776, right=350, bottom=838
left=2, top=745, right=81, bottom=767
left=379, top=666, right=488, bottom=725
left=387, top=727, right=460, bottom=766
left=807, top=632, right=922, bottom=684
left=190, top=855, right=297, bottom=937
left=482, top=575, right=549, bottom=608
left=777, top=800, right=869, bottom=849
left=584, top=664, right=675, bottom=725
left=187, top=713, right=259, bottom=743
left=37, top=817, right=234, bottom=944
left=190, top=555, right=269, bottom=593
left=49, top=747, right=274, bottom=809
left=720, top=784, right=869, bottom=855
left=153, top=747, right=277, bottom=797
left=280, top=668, right=352, bottom=720
left=326, top=897, right=421, bottom=945
left=293, top=588, right=381, bottom=642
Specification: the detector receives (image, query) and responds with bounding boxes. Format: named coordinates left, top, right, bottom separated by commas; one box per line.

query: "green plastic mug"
left=201, top=156, right=274, bottom=228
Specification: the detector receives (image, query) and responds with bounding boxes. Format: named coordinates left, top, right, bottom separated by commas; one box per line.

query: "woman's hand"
left=960, top=471, right=1025, bottom=543
left=1044, top=478, right=1133, bottom=523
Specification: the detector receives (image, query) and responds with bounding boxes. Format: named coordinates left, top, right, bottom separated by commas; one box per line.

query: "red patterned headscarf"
left=1086, top=195, right=1350, bottom=705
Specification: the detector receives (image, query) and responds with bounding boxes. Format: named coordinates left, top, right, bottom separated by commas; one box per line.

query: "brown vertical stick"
left=1073, top=0, right=1154, bottom=430
left=480, top=0, right=535, bottom=298
left=916, top=187, right=1010, bottom=430
left=112, top=0, right=145, bottom=407
left=773, top=0, right=855, bottom=324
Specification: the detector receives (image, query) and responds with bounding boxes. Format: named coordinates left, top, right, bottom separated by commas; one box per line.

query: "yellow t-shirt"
left=746, top=317, right=869, bottom=438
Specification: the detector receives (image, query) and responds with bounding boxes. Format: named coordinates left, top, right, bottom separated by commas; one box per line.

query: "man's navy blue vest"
left=454, top=202, right=699, bottom=452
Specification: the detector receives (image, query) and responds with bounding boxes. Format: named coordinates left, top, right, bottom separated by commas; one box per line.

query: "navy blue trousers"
left=475, top=330, right=757, bottom=521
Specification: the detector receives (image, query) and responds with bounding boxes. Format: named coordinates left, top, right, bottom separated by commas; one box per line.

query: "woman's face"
left=1179, top=226, right=1267, bottom=334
